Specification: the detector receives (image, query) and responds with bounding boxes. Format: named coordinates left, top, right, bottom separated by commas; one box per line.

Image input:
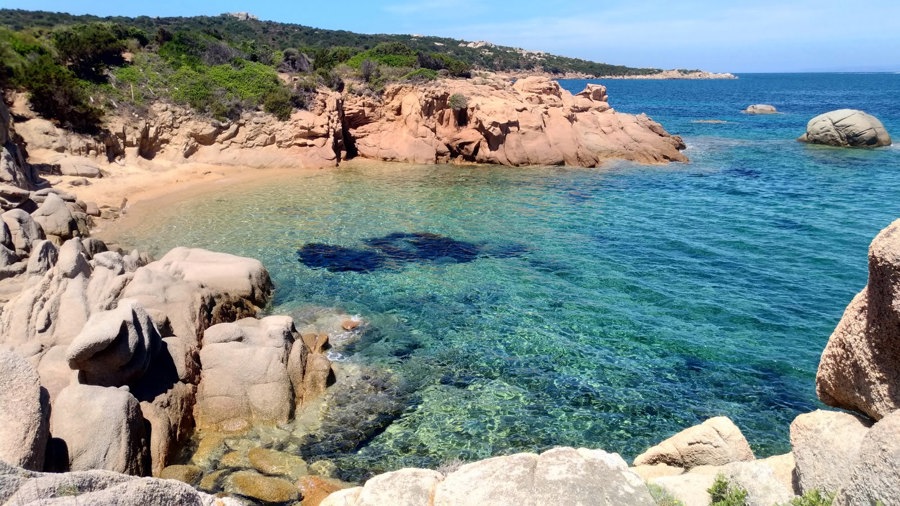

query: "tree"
left=23, top=53, right=102, bottom=133
left=52, top=23, right=137, bottom=81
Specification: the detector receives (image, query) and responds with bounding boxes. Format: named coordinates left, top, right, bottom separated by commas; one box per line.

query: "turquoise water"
left=111, top=73, right=900, bottom=481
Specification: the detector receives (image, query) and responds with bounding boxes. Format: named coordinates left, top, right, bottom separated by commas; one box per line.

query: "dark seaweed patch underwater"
left=298, top=232, right=526, bottom=272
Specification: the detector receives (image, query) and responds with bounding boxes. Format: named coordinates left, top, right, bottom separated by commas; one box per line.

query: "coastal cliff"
left=14, top=76, right=686, bottom=174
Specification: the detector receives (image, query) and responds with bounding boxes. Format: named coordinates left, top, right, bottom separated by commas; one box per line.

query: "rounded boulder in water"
left=798, top=109, right=892, bottom=148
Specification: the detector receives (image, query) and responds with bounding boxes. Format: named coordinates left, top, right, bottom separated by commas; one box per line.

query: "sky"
left=4, top=0, right=900, bottom=73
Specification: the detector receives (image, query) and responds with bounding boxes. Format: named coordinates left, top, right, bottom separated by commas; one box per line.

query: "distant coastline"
left=498, top=69, right=737, bottom=80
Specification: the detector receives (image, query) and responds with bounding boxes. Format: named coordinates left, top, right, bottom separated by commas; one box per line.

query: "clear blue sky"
left=5, top=0, right=899, bottom=72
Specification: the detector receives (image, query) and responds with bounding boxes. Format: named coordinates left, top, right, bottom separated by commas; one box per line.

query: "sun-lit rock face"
left=346, top=76, right=687, bottom=167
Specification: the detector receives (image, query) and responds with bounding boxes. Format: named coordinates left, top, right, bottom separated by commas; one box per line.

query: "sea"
left=106, top=73, right=900, bottom=481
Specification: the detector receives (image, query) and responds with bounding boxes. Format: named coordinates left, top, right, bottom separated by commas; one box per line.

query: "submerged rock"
left=226, top=470, right=300, bottom=503
left=798, top=109, right=891, bottom=148
left=744, top=104, right=778, bottom=114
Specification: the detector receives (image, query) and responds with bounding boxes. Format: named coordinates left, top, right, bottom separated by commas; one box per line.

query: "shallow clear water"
left=109, top=73, right=900, bottom=480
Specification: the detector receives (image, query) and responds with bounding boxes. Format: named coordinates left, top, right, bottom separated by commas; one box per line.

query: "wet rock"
left=220, top=450, right=251, bottom=468
left=159, top=464, right=203, bottom=485
left=199, top=468, right=227, bottom=492
left=248, top=447, right=309, bottom=480
left=302, top=353, right=334, bottom=405
left=189, top=432, right=229, bottom=468
left=0, top=351, right=49, bottom=471
left=138, top=379, right=198, bottom=477
left=744, top=104, right=778, bottom=114
left=226, top=470, right=300, bottom=503
left=299, top=475, right=349, bottom=506
left=633, top=416, right=755, bottom=469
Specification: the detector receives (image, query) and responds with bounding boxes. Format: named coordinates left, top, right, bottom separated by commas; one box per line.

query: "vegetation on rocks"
left=648, top=483, right=685, bottom=506
left=708, top=474, right=749, bottom=506
left=781, top=490, right=835, bottom=506
left=0, top=8, right=663, bottom=128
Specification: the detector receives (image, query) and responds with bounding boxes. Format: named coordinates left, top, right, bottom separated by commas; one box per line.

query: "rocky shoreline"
left=0, top=78, right=897, bottom=505
left=14, top=75, right=686, bottom=181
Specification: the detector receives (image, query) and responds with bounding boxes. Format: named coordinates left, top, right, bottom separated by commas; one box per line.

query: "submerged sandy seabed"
left=59, top=158, right=360, bottom=244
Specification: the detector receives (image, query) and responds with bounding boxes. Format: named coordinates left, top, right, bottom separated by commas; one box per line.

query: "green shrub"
left=418, top=52, right=471, bottom=77
left=108, top=51, right=174, bottom=106
left=22, top=53, right=103, bottom=133
left=781, top=490, right=835, bottom=506
left=346, top=41, right=417, bottom=69
left=448, top=93, right=468, bottom=110
left=52, top=23, right=141, bottom=81
left=401, top=68, right=438, bottom=82
left=263, top=86, right=293, bottom=121
left=708, top=474, right=749, bottom=506
left=311, top=46, right=357, bottom=71
left=648, top=483, right=685, bottom=506
left=206, top=60, right=281, bottom=101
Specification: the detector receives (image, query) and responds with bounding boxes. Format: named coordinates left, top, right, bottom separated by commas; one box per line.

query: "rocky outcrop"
left=49, top=384, right=149, bottom=475
left=101, top=93, right=347, bottom=168
left=790, top=410, right=872, bottom=494
left=0, top=222, right=282, bottom=479
left=195, top=315, right=331, bottom=432
left=833, top=410, right=900, bottom=506
left=0, top=351, right=49, bottom=471
left=648, top=456, right=796, bottom=506
left=31, top=192, right=89, bottom=243
left=347, top=76, right=686, bottom=166
left=65, top=299, right=163, bottom=387
left=744, top=104, right=777, bottom=114
left=632, top=416, right=755, bottom=469
left=323, top=447, right=655, bottom=506
left=798, top=109, right=892, bottom=148
left=817, top=218, right=900, bottom=420
left=0, top=460, right=243, bottom=505
left=0, top=100, right=45, bottom=190
left=14, top=79, right=687, bottom=173
left=121, top=247, right=273, bottom=343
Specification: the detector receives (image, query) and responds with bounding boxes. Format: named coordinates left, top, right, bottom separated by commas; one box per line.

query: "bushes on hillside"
left=52, top=23, right=147, bottom=81
left=23, top=54, right=103, bottom=133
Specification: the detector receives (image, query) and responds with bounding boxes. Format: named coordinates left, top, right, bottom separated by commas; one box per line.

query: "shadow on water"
left=298, top=232, right=527, bottom=272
